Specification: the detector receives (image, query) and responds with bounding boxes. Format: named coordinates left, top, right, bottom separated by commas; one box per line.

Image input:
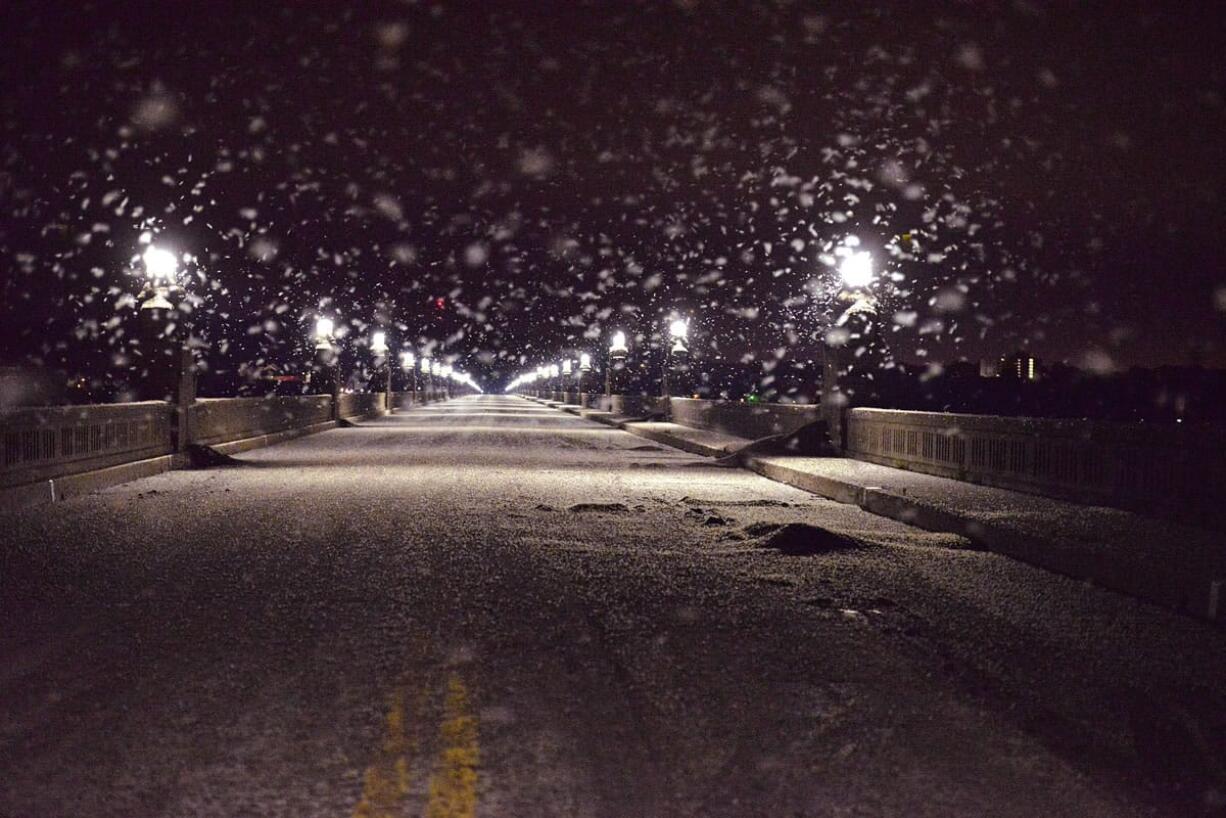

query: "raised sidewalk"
left=536, top=398, right=1224, bottom=625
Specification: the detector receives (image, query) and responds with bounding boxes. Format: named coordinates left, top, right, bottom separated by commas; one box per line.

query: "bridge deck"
left=2, top=395, right=1222, bottom=816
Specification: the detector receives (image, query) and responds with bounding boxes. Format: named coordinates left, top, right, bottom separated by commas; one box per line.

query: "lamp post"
left=823, top=243, right=883, bottom=449
left=371, top=330, right=391, bottom=412
left=663, top=318, right=691, bottom=403
left=136, top=245, right=183, bottom=402
left=313, top=316, right=342, bottom=419
left=578, top=352, right=593, bottom=407
left=548, top=363, right=560, bottom=402
left=562, top=358, right=574, bottom=403
left=606, top=331, right=629, bottom=397
left=420, top=355, right=432, bottom=402
left=136, top=244, right=194, bottom=451
left=431, top=360, right=443, bottom=400
left=400, top=350, right=417, bottom=406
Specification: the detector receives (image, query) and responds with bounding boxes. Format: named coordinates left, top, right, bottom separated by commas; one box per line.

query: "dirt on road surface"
left=2, top=395, right=1223, bottom=817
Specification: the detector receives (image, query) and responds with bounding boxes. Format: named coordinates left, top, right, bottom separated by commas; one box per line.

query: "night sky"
left=2, top=0, right=1225, bottom=394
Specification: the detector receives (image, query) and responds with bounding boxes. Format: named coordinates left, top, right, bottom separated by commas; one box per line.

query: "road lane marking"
left=353, top=688, right=413, bottom=818
left=424, top=674, right=480, bottom=818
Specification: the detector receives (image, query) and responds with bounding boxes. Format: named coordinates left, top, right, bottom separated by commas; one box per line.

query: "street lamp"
left=400, top=350, right=418, bottom=405
left=825, top=242, right=884, bottom=450
left=663, top=316, right=691, bottom=400
left=419, top=354, right=432, bottom=402
left=314, top=317, right=336, bottom=350
left=139, top=245, right=178, bottom=311
left=607, top=331, right=629, bottom=396
left=578, top=352, right=593, bottom=406
left=370, top=330, right=392, bottom=410
left=434, top=361, right=449, bottom=400
left=310, top=315, right=342, bottom=410
left=135, top=244, right=190, bottom=404
left=838, top=250, right=875, bottom=289
left=668, top=318, right=688, bottom=348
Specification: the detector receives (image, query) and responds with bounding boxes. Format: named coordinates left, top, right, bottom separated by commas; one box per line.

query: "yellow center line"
left=424, top=673, right=480, bottom=818
left=353, top=687, right=414, bottom=818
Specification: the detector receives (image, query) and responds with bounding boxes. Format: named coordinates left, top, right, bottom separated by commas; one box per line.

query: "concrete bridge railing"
left=1, top=402, right=176, bottom=491
left=669, top=398, right=820, bottom=441
left=0, top=390, right=443, bottom=510
left=541, top=390, right=1224, bottom=520
left=845, top=408, right=1226, bottom=520
left=190, top=396, right=335, bottom=447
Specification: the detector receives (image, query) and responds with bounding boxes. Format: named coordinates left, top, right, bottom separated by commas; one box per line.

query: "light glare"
left=142, top=246, right=178, bottom=280
left=839, top=250, right=874, bottom=288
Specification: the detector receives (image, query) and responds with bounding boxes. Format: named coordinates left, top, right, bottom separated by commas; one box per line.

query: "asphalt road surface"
left=2, top=396, right=1224, bottom=817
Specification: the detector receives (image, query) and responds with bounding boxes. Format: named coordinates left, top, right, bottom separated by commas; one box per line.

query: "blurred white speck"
left=956, top=43, right=985, bottom=71
left=131, top=92, right=178, bottom=130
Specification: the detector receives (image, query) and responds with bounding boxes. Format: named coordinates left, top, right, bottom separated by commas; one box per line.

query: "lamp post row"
left=508, top=241, right=881, bottom=444
left=505, top=318, right=691, bottom=406
left=132, top=243, right=480, bottom=414
left=312, top=316, right=480, bottom=410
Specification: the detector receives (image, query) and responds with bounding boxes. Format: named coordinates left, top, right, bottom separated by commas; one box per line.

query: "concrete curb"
left=618, top=422, right=741, bottom=458
left=0, top=454, right=181, bottom=513
left=543, top=400, right=1223, bottom=625
left=750, top=453, right=1221, bottom=623
left=205, top=419, right=344, bottom=457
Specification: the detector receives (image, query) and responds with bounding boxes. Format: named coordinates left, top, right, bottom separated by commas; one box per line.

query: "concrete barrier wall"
left=338, top=392, right=385, bottom=419
left=668, top=398, right=820, bottom=441
left=609, top=395, right=665, bottom=417
left=190, top=396, right=333, bottom=446
left=1, top=392, right=398, bottom=506
left=1, top=402, right=174, bottom=488
left=846, top=408, right=1226, bottom=516
left=580, top=393, right=610, bottom=410
left=389, top=391, right=420, bottom=410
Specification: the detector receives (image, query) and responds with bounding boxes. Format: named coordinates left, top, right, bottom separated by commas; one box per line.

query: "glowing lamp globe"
left=142, top=245, right=178, bottom=282
left=839, top=251, right=874, bottom=289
